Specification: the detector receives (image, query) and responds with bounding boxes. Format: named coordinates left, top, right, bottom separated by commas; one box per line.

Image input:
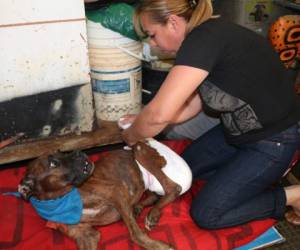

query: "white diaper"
left=118, top=118, right=192, bottom=195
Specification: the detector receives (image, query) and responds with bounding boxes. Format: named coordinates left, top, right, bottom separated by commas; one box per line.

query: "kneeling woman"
left=120, top=0, right=300, bottom=228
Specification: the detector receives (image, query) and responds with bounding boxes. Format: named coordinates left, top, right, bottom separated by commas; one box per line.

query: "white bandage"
left=118, top=118, right=193, bottom=195
left=137, top=138, right=192, bottom=195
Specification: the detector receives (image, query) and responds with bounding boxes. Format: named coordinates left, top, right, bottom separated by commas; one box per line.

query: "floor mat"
left=0, top=140, right=276, bottom=250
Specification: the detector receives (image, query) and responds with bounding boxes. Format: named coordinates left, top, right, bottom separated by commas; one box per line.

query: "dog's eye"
left=50, top=161, right=57, bottom=168
left=48, top=156, right=60, bottom=168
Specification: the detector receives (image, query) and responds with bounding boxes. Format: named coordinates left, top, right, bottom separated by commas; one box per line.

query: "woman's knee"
left=190, top=198, right=223, bottom=230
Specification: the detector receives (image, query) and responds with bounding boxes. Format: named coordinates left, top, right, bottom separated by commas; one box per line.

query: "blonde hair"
left=136, top=0, right=213, bottom=33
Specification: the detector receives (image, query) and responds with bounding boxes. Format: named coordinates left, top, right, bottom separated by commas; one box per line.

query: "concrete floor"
left=268, top=162, right=300, bottom=249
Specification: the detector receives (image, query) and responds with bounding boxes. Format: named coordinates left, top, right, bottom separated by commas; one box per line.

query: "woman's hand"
left=118, top=114, right=140, bottom=146
left=118, top=114, right=137, bottom=130
left=121, top=127, right=139, bottom=146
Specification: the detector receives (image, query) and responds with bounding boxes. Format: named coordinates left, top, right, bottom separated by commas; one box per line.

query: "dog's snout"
left=66, top=151, right=94, bottom=186
left=18, top=177, right=34, bottom=200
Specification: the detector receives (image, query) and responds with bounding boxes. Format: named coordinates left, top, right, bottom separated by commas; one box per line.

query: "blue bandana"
left=4, top=188, right=83, bottom=224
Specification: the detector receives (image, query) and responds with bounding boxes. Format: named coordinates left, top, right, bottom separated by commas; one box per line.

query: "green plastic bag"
left=86, top=3, right=139, bottom=41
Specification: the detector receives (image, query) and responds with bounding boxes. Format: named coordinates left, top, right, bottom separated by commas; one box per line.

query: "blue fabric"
left=29, top=188, right=83, bottom=224
left=3, top=188, right=83, bottom=224
left=182, top=123, right=300, bottom=229
left=3, top=191, right=21, bottom=197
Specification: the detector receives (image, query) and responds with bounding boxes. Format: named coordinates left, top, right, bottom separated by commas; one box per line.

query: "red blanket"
left=0, top=140, right=275, bottom=250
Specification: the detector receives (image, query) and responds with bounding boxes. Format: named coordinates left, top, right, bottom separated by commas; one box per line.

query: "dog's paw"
left=145, top=207, right=161, bottom=230
left=133, top=205, right=143, bottom=218
left=149, top=241, right=174, bottom=250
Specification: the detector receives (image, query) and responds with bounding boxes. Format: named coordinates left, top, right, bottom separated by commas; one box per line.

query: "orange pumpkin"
left=268, top=15, right=300, bottom=69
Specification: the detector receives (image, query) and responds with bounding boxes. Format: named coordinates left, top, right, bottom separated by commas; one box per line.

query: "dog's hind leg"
left=114, top=188, right=173, bottom=250
left=144, top=177, right=181, bottom=230
left=134, top=190, right=160, bottom=217
left=133, top=142, right=182, bottom=230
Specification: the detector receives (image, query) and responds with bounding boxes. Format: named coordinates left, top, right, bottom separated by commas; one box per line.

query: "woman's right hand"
left=119, top=114, right=140, bottom=146
left=118, top=114, right=137, bottom=130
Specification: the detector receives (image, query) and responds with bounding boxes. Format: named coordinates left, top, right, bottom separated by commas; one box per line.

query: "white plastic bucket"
left=87, top=20, right=143, bottom=121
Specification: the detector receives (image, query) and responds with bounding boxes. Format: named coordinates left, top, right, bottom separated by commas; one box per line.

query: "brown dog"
left=18, top=141, right=184, bottom=250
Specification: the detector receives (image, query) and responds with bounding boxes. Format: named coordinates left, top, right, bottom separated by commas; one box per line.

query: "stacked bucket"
left=86, top=20, right=142, bottom=121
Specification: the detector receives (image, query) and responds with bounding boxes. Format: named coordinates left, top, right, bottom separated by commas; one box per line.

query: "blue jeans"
left=182, top=123, right=300, bottom=229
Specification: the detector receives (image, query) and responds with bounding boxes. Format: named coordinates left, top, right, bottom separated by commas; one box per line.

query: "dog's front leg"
left=62, top=223, right=100, bottom=250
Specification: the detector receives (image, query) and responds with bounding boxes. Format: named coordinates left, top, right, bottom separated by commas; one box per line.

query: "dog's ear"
left=18, top=176, right=35, bottom=201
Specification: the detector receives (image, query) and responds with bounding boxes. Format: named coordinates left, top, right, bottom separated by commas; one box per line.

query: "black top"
left=175, top=18, right=300, bottom=144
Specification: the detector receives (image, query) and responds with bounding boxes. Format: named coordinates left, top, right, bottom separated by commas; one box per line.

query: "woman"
left=120, top=0, right=300, bottom=229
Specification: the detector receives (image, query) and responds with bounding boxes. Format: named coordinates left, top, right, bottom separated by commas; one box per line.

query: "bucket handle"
left=115, top=43, right=150, bottom=62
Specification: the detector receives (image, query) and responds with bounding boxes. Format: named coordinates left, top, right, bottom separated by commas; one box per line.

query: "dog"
left=18, top=139, right=192, bottom=250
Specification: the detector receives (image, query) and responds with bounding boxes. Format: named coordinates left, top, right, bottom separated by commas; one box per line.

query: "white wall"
left=0, top=0, right=90, bottom=102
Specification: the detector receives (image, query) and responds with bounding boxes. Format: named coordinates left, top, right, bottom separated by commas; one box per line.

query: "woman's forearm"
left=122, top=66, right=208, bottom=145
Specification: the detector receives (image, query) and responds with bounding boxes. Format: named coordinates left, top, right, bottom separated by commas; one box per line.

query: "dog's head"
left=18, top=151, right=94, bottom=201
